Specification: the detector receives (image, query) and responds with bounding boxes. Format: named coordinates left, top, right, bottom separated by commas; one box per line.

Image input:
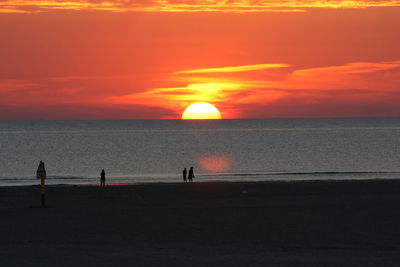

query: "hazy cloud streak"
left=176, top=64, right=289, bottom=74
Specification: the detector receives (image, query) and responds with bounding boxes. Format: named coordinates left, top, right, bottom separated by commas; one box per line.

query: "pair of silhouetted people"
left=182, top=167, right=194, bottom=182
left=100, top=169, right=106, bottom=186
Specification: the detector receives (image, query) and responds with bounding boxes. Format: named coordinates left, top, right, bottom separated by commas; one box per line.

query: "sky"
left=0, top=0, right=400, bottom=119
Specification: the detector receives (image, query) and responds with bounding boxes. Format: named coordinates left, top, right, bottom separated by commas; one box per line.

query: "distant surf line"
left=1, top=127, right=400, bottom=135
left=199, top=171, right=400, bottom=177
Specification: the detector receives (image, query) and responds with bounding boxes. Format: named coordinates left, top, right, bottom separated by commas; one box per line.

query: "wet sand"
left=1, top=180, right=400, bottom=266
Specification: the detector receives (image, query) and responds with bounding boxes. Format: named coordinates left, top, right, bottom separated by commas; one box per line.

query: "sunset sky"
left=1, top=1, right=400, bottom=119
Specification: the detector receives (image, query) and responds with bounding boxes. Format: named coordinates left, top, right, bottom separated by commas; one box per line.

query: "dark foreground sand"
left=1, top=180, right=400, bottom=266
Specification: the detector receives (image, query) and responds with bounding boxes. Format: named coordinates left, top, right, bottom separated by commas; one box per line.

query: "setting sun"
left=182, top=102, right=222, bottom=120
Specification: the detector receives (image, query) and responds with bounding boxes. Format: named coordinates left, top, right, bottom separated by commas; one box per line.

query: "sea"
left=0, top=118, right=399, bottom=186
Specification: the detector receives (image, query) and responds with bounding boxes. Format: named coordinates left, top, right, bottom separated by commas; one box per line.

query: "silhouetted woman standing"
left=100, top=169, right=106, bottom=186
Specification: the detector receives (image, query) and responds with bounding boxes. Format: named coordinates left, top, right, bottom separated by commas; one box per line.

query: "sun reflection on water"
left=198, top=153, right=234, bottom=172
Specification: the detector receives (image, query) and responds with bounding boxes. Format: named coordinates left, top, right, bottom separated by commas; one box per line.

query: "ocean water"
left=0, top=118, right=399, bottom=186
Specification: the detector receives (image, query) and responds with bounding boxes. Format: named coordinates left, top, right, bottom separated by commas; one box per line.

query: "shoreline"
left=1, top=176, right=400, bottom=188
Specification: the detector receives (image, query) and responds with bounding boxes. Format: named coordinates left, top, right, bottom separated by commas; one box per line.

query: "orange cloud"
left=108, top=61, right=400, bottom=118
left=176, top=64, right=290, bottom=74
left=0, top=80, right=40, bottom=94
left=108, top=63, right=289, bottom=117
left=1, top=0, right=400, bottom=13
left=283, top=61, right=400, bottom=90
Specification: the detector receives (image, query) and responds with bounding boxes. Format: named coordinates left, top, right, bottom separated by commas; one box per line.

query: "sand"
left=0, top=180, right=400, bottom=266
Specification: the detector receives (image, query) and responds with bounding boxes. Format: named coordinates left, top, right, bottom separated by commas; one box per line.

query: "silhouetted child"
left=188, top=166, right=195, bottom=182
left=100, top=169, right=106, bottom=186
left=183, top=168, right=187, bottom=182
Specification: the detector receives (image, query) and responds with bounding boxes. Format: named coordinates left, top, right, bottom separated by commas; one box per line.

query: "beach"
left=1, top=180, right=400, bottom=266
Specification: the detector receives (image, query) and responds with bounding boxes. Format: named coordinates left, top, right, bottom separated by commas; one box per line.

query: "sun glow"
left=182, top=102, right=222, bottom=120
left=198, top=153, right=233, bottom=172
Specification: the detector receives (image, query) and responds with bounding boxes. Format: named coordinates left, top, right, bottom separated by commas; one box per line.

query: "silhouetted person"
left=36, top=160, right=46, bottom=180
left=36, top=161, right=47, bottom=208
left=182, top=168, right=187, bottom=182
left=100, top=169, right=106, bottom=186
left=188, top=166, right=195, bottom=182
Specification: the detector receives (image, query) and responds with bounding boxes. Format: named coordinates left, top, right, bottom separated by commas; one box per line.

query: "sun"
left=182, top=102, right=222, bottom=120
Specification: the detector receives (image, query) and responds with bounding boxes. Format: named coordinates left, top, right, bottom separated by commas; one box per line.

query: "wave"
left=0, top=176, right=91, bottom=182
left=199, top=171, right=400, bottom=177
left=2, top=126, right=400, bottom=135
